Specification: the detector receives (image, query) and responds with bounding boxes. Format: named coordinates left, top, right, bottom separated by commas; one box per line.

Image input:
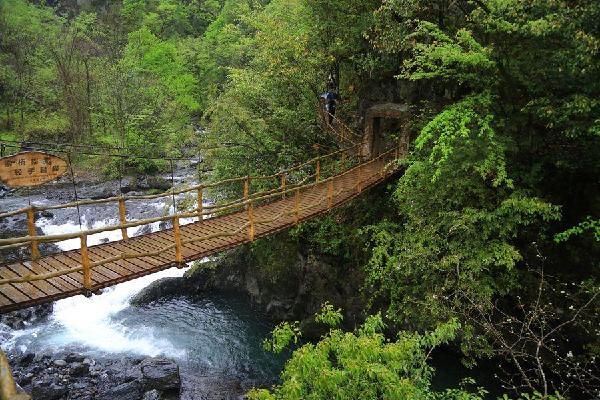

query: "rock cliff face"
left=131, top=244, right=366, bottom=337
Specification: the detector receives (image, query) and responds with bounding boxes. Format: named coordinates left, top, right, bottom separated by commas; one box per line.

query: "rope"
left=0, top=140, right=196, bottom=162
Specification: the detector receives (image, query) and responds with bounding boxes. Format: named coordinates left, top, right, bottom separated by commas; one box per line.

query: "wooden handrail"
left=0, top=149, right=394, bottom=251
left=0, top=144, right=360, bottom=220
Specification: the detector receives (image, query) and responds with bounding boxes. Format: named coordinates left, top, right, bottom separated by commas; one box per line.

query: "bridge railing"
left=0, top=142, right=365, bottom=255
left=0, top=142, right=405, bottom=293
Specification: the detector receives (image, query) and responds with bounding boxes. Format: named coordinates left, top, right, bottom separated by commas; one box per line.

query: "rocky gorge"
left=130, top=243, right=367, bottom=340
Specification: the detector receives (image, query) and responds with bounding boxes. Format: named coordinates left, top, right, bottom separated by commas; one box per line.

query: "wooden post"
left=197, top=186, right=203, bottom=222
left=243, top=176, right=250, bottom=208
left=356, top=164, right=362, bottom=194
left=294, top=188, right=300, bottom=225
left=280, top=173, right=286, bottom=199
left=80, top=234, right=92, bottom=292
left=247, top=201, right=255, bottom=241
left=26, top=207, right=40, bottom=260
left=118, top=198, right=128, bottom=240
left=327, top=180, right=334, bottom=209
left=0, top=349, right=24, bottom=400
left=172, top=216, right=183, bottom=265
left=315, top=160, right=321, bottom=182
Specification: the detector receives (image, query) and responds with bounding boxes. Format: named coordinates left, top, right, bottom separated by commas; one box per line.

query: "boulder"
left=69, top=361, right=89, bottom=376
left=140, top=358, right=180, bottom=392
left=129, top=277, right=189, bottom=306
left=97, top=380, right=142, bottom=400
left=53, top=359, right=67, bottom=367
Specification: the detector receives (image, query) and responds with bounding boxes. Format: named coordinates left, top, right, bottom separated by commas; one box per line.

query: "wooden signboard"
left=0, top=151, right=68, bottom=188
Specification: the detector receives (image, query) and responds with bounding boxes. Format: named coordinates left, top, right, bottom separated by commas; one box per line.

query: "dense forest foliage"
left=1, top=0, right=598, bottom=398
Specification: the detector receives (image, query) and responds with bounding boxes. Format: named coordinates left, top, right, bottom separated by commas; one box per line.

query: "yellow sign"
left=0, top=151, right=68, bottom=188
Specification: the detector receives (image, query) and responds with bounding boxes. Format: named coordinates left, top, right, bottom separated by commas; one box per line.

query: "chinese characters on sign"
left=0, top=152, right=68, bottom=188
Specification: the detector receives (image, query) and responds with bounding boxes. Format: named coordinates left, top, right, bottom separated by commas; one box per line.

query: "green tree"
left=250, top=305, right=485, bottom=400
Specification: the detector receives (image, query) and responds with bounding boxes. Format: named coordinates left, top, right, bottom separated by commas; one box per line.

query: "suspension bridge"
left=0, top=136, right=408, bottom=313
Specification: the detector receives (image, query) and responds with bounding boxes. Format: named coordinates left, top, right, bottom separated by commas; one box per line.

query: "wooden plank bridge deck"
left=0, top=155, right=398, bottom=313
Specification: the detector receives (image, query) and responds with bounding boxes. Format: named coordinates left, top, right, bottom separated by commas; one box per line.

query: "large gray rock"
left=69, top=361, right=89, bottom=376
left=130, top=277, right=189, bottom=306
left=97, top=380, right=142, bottom=400
left=140, top=358, right=180, bottom=392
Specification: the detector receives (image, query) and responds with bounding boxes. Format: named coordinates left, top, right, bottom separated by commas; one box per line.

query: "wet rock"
left=97, top=380, right=142, bottom=400
left=69, top=361, right=89, bottom=376
left=121, top=176, right=171, bottom=194
left=36, top=210, right=54, bottom=219
left=19, top=352, right=35, bottom=366
left=266, top=299, right=294, bottom=320
left=82, top=358, right=94, bottom=366
left=245, top=275, right=260, bottom=300
left=65, top=353, right=85, bottom=363
left=140, top=358, right=180, bottom=392
left=0, top=184, right=12, bottom=198
left=53, top=359, right=67, bottom=367
left=90, top=188, right=118, bottom=200
left=158, top=220, right=173, bottom=230
left=138, top=176, right=172, bottom=192
left=1, top=303, right=53, bottom=329
left=135, top=224, right=153, bottom=236
left=31, top=381, right=67, bottom=400
left=19, top=372, right=34, bottom=385
left=130, top=277, right=189, bottom=306
left=121, top=364, right=143, bottom=382
left=71, top=382, right=88, bottom=390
